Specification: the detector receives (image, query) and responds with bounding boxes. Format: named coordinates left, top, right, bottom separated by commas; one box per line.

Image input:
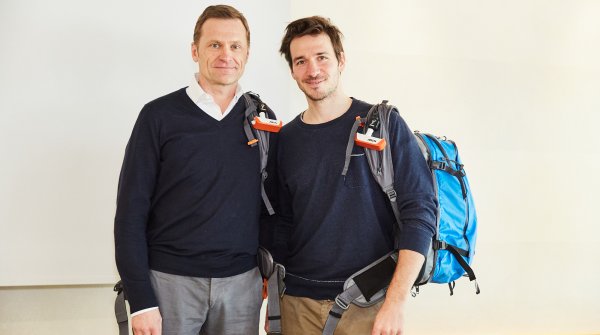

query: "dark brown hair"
left=193, top=5, right=250, bottom=46
left=279, top=16, right=344, bottom=69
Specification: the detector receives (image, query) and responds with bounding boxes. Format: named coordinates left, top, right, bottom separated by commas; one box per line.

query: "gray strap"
left=114, top=290, right=129, bottom=335
left=261, top=175, right=275, bottom=215
left=322, top=284, right=363, bottom=335
left=384, top=185, right=403, bottom=231
left=363, top=102, right=403, bottom=231
left=341, top=118, right=363, bottom=176
left=242, top=93, right=275, bottom=215
left=266, top=264, right=285, bottom=334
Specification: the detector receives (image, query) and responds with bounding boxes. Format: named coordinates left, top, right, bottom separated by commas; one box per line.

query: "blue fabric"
left=272, top=98, right=437, bottom=300
left=418, top=135, right=477, bottom=283
left=114, top=88, right=276, bottom=313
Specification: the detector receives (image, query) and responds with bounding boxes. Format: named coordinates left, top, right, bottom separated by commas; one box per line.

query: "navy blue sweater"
left=114, top=88, right=276, bottom=313
left=272, top=98, right=436, bottom=300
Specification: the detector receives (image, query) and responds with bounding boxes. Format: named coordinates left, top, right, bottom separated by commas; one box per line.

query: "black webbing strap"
left=430, top=160, right=468, bottom=199
left=114, top=281, right=129, bottom=335
left=384, top=186, right=403, bottom=233
left=433, top=240, right=469, bottom=257
left=445, top=245, right=480, bottom=294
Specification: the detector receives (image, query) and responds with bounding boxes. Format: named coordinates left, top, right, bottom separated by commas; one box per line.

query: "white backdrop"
left=0, top=0, right=291, bottom=286
left=287, top=1, right=600, bottom=333
left=1, top=1, right=599, bottom=334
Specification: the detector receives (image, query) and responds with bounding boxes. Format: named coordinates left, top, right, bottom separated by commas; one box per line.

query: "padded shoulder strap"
left=341, top=100, right=402, bottom=230
left=367, top=101, right=403, bottom=231
left=242, top=92, right=275, bottom=215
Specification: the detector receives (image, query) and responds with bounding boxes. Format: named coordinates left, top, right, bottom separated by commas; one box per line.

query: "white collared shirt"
left=186, top=73, right=244, bottom=121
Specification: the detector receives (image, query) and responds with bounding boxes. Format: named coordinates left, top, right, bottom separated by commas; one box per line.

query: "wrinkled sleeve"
left=388, top=112, right=437, bottom=256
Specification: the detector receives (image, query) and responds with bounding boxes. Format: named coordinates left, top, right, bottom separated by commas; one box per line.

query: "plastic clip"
left=355, top=128, right=386, bottom=151
left=252, top=112, right=283, bottom=133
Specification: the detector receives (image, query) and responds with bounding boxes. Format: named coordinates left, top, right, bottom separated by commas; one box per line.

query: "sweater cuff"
left=395, top=221, right=434, bottom=257
left=123, top=280, right=158, bottom=314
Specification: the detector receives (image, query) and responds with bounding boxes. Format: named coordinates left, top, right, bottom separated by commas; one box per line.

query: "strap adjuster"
left=433, top=240, right=448, bottom=250
left=385, top=189, right=397, bottom=201
left=334, top=296, right=350, bottom=310
left=430, top=160, right=447, bottom=170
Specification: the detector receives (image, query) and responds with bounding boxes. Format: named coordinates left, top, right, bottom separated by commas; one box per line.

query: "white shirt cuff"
left=131, top=306, right=159, bottom=317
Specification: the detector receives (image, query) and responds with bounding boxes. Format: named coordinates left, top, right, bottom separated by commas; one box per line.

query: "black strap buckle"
left=430, top=160, right=447, bottom=170
left=433, top=240, right=448, bottom=250
left=113, top=280, right=123, bottom=294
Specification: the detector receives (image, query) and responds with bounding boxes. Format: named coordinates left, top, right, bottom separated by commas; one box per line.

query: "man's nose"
left=218, top=46, right=233, bottom=60
left=307, top=60, right=320, bottom=77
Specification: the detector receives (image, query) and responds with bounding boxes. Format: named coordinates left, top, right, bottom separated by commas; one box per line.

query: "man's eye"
left=232, top=44, right=241, bottom=50
left=210, top=43, right=220, bottom=48
left=295, top=60, right=305, bottom=66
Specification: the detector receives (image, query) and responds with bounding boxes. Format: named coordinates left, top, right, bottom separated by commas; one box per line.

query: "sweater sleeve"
left=388, top=112, right=437, bottom=256
left=268, top=132, right=294, bottom=265
left=114, top=105, right=160, bottom=313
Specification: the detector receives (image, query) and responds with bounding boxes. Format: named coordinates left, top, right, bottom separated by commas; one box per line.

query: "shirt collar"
left=187, top=73, right=244, bottom=104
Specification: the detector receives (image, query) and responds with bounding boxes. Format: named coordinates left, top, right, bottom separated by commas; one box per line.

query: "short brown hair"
left=193, top=5, right=250, bottom=46
left=279, top=16, right=344, bottom=69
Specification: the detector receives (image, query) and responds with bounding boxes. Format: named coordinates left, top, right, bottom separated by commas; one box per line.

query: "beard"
left=298, top=75, right=339, bottom=102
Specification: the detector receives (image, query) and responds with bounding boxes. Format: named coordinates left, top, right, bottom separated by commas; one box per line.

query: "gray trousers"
left=150, top=267, right=263, bottom=335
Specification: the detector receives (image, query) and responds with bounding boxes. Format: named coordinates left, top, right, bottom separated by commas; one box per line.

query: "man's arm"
left=370, top=112, right=438, bottom=334
left=371, top=249, right=424, bottom=335
left=114, top=105, right=161, bottom=317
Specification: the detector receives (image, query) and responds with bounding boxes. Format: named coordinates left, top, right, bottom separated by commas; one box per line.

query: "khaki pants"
left=280, top=294, right=383, bottom=335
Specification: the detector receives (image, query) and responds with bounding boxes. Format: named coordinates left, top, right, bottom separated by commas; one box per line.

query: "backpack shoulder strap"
left=342, top=100, right=403, bottom=230
left=242, top=92, right=275, bottom=215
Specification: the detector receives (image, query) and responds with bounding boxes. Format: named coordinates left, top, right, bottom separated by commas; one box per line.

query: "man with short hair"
left=272, top=16, right=437, bottom=334
left=114, top=5, right=275, bottom=335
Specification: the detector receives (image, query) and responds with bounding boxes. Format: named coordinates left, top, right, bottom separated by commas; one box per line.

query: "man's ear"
left=191, top=42, right=199, bottom=62
left=338, top=51, right=346, bottom=72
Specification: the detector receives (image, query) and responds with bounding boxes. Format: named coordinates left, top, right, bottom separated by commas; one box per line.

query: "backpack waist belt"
left=322, top=251, right=398, bottom=335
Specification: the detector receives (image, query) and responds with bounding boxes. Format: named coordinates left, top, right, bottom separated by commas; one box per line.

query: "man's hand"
left=132, top=308, right=162, bottom=335
left=371, top=249, right=424, bottom=335
left=371, top=300, right=405, bottom=335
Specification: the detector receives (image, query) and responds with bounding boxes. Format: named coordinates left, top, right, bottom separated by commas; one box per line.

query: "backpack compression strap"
left=114, top=281, right=129, bottom=335
left=341, top=101, right=403, bottom=231
left=242, top=93, right=275, bottom=215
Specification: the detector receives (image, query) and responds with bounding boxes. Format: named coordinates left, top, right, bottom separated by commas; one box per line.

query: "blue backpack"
left=345, top=101, right=480, bottom=295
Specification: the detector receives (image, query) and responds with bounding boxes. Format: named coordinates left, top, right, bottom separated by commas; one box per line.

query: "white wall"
left=289, top=0, right=600, bottom=334
left=0, top=0, right=290, bottom=286
left=0, top=0, right=287, bottom=333
left=2, top=1, right=599, bottom=334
